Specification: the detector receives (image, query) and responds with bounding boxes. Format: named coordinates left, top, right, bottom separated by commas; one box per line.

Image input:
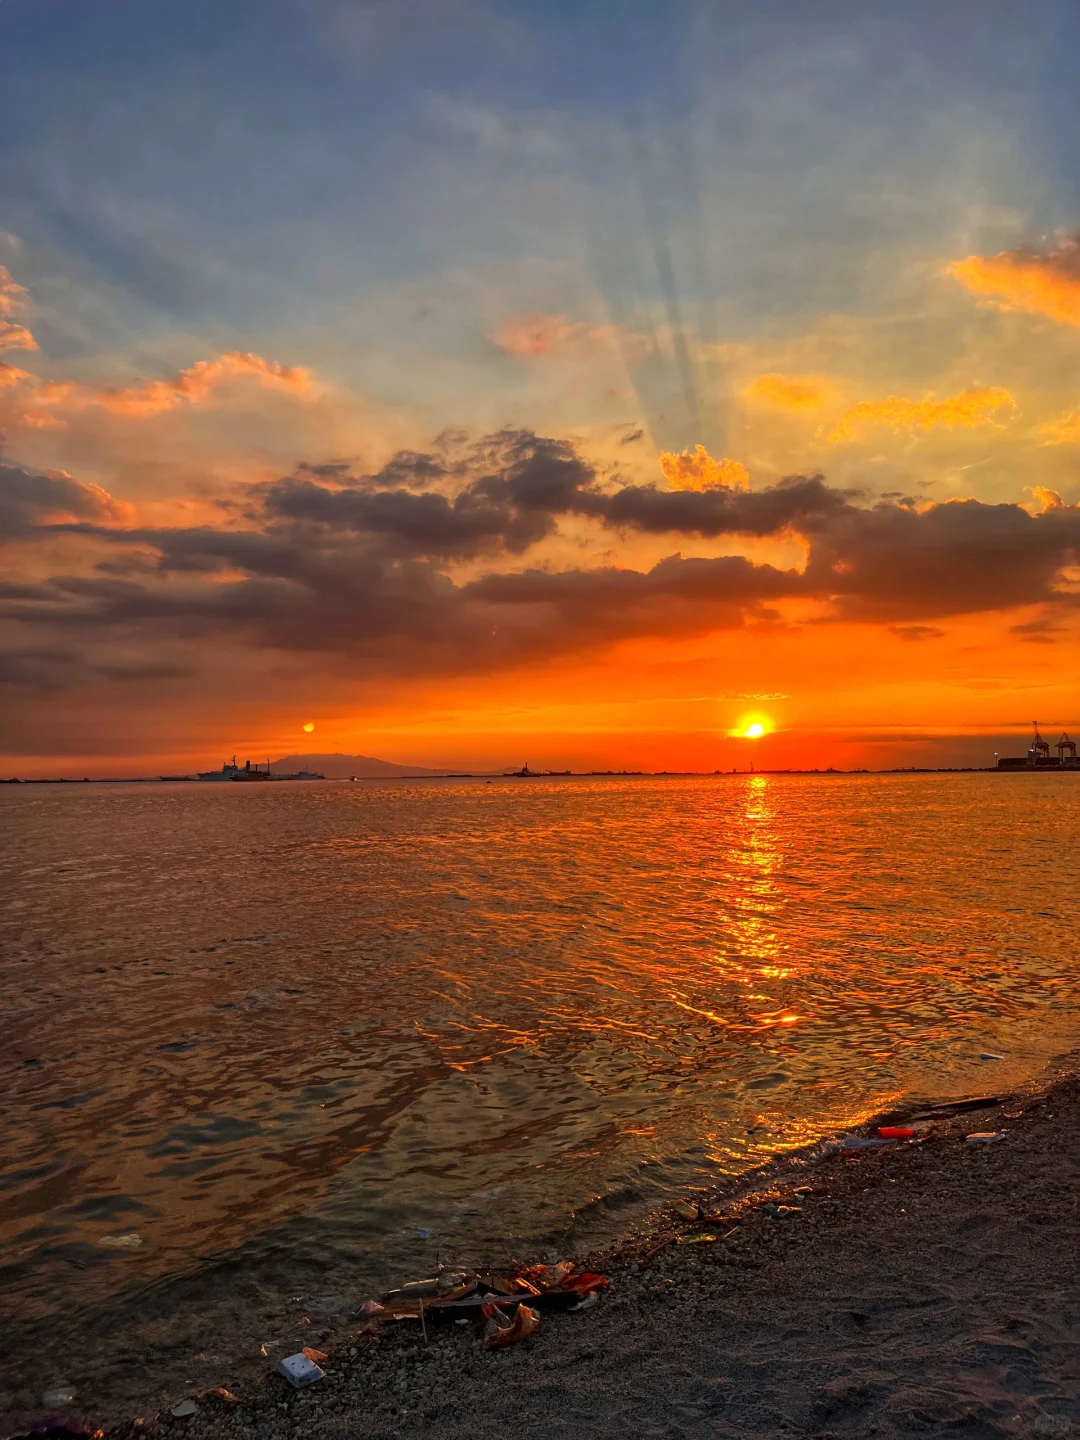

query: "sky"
left=1, top=0, right=1079, bottom=775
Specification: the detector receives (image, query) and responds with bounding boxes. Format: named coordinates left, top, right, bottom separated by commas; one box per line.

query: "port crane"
left=1059, top=733, right=1077, bottom=762
left=1028, top=721, right=1051, bottom=763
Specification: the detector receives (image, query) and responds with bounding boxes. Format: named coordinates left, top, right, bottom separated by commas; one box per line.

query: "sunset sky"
left=2, top=0, right=1079, bottom=775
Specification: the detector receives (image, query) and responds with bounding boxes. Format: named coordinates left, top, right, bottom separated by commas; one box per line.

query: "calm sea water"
left=1, top=774, right=1078, bottom=1405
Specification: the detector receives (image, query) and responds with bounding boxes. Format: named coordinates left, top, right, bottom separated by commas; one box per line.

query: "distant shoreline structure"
left=4, top=765, right=1078, bottom=784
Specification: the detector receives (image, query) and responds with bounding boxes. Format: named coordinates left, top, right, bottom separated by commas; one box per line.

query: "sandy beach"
left=7, top=1071, right=1078, bottom=1440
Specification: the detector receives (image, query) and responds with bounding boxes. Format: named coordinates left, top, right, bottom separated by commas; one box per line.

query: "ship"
left=198, top=757, right=244, bottom=781
left=507, top=762, right=572, bottom=777
left=197, top=757, right=326, bottom=782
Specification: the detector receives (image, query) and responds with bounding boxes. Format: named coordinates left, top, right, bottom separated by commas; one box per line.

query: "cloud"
left=827, top=387, right=1014, bottom=443
left=256, top=434, right=840, bottom=556
left=0, top=462, right=133, bottom=538
left=801, top=495, right=1080, bottom=621
left=0, top=265, right=37, bottom=352
left=658, top=444, right=750, bottom=492
left=488, top=312, right=625, bottom=357
left=0, top=647, right=188, bottom=690
left=888, top=624, right=945, bottom=641
left=0, top=362, right=31, bottom=389
left=1025, top=485, right=1066, bottom=511
left=4, top=431, right=1079, bottom=695
left=595, top=474, right=847, bottom=538
left=1040, top=408, right=1080, bottom=446
left=17, top=351, right=312, bottom=425
left=950, top=232, right=1080, bottom=326
left=743, top=372, right=835, bottom=412
left=259, top=473, right=553, bottom=559
left=0, top=322, right=37, bottom=353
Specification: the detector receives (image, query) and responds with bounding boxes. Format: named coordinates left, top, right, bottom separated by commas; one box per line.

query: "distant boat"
left=198, top=757, right=326, bottom=782
left=198, top=757, right=244, bottom=781
left=507, top=763, right=572, bottom=777
left=158, top=775, right=194, bottom=782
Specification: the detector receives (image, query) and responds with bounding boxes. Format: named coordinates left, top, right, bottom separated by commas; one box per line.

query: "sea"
left=1, top=773, right=1078, bottom=1411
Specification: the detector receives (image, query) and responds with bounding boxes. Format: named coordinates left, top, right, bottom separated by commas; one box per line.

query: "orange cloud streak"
left=0, top=265, right=38, bottom=352
left=0, top=361, right=31, bottom=389
left=950, top=233, right=1080, bottom=325
left=1040, top=406, right=1080, bottom=445
left=15, top=351, right=312, bottom=426
left=489, top=311, right=627, bottom=357
left=828, top=386, right=1014, bottom=443
left=659, top=444, right=750, bottom=491
left=743, top=372, right=835, bottom=411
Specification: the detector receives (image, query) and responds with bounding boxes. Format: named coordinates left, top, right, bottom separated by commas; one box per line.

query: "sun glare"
left=743, top=722, right=766, bottom=739
left=302, top=721, right=315, bottom=733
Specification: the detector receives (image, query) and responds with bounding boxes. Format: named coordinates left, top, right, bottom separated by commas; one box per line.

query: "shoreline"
left=6, top=768, right=1080, bottom=783
left=7, top=1066, right=1078, bottom=1440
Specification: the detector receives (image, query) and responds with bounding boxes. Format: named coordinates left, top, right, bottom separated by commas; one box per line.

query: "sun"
left=743, top=722, right=765, bottom=739
left=302, top=721, right=315, bottom=733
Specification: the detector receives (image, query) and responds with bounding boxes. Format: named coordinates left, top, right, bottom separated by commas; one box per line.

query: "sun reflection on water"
left=2, top=774, right=1078, bottom=1344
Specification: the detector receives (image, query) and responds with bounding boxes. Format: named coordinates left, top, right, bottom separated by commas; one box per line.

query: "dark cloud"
left=0, top=645, right=188, bottom=689
left=0, top=461, right=124, bottom=538
left=802, top=497, right=1080, bottom=621
left=888, top=624, right=945, bottom=642
left=591, top=474, right=849, bottom=537
left=2, top=434, right=1079, bottom=695
left=259, top=475, right=552, bottom=558
left=256, top=433, right=847, bottom=560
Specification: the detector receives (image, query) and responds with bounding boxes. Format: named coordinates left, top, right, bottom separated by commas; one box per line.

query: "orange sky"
left=2, top=10, right=1080, bottom=775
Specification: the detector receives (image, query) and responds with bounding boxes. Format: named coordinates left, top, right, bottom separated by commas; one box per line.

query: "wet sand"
left=7, top=1074, right=1078, bottom=1440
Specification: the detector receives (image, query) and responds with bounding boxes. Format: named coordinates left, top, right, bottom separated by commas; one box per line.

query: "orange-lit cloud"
left=5, top=427, right=1080, bottom=774
left=950, top=232, right=1080, bottom=325
left=1040, top=407, right=1080, bottom=445
left=0, top=265, right=38, bottom=352
left=743, top=372, right=835, bottom=411
left=1025, top=485, right=1065, bottom=512
left=11, top=351, right=312, bottom=427
left=659, top=444, right=750, bottom=491
left=827, top=386, right=1014, bottom=443
left=0, top=460, right=134, bottom=535
left=489, top=311, right=623, bottom=356
left=0, top=361, right=30, bottom=389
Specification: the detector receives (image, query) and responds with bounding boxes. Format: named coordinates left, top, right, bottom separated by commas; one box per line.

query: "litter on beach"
left=98, top=1232, right=142, bottom=1248
left=169, top=1400, right=197, bottom=1418
left=277, top=1352, right=326, bottom=1388
left=965, top=1131, right=1007, bottom=1143
left=568, top=1289, right=601, bottom=1310
left=198, top=1388, right=240, bottom=1405
left=518, top=1260, right=575, bottom=1290
left=913, top=1095, right=1004, bottom=1118
left=481, top=1300, right=540, bottom=1349
left=842, top=1136, right=896, bottom=1150
left=877, top=1127, right=915, bottom=1139
left=40, top=1389, right=76, bottom=1409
